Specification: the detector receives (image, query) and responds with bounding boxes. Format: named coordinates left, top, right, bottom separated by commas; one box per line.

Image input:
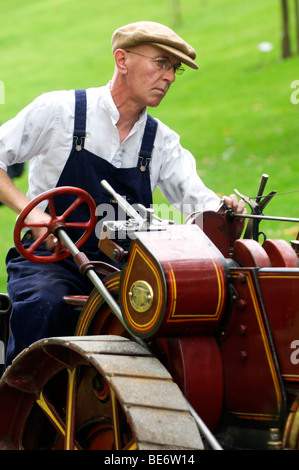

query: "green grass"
left=0, top=0, right=299, bottom=292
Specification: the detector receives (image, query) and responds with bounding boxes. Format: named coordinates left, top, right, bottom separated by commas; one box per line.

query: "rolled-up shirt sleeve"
left=0, top=95, right=58, bottom=172
left=154, top=121, right=220, bottom=216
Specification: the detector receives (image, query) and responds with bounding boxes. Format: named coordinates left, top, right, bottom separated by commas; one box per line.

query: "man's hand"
left=222, top=194, right=247, bottom=215
left=25, top=207, right=58, bottom=251
left=222, top=194, right=247, bottom=238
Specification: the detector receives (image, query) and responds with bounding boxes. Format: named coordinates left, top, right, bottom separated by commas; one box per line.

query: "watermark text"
left=290, top=340, right=299, bottom=365
left=95, top=202, right=204, bottom=240
left=290, top=80, right=299, bottom=104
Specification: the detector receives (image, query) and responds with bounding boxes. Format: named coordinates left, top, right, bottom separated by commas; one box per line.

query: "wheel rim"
left=283, top=396, right=299, bottom=449
left=14, top=186, right=97, bottom=263
left=74, top=273, right=126, bottom=338
left=0, top=336, right=203, bottom=450
left=28, top=366, right=133, bottom=450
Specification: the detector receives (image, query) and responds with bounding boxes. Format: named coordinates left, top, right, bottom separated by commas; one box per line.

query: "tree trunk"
left=169, top=0, right=182, bottom=27
left=295, top=0, right=299, bottom=53
left=281, top=0, right=292, bottom=58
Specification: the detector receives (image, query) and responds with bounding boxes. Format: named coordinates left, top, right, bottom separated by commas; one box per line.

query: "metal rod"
left=231, top=213, right=299, bottom=223
left=256, top=173, right=269, bottom=202
left=56, top=228, right=126, bottom=328
left=188, top=403, right=223, bottom=450
left=101, top=179, right=144, bottom=223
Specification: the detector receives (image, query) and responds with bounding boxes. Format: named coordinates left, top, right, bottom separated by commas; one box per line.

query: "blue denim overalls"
left=5, top=89, right=157, bottom=364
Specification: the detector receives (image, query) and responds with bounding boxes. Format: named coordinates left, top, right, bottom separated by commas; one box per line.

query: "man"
left=0, top=21, right=245, bottom=365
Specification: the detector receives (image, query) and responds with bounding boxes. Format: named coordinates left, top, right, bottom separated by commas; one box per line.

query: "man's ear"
left=114, top=49, right=128, bottom=75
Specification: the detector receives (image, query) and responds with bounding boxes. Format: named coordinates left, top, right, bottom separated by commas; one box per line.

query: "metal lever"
left=256, top=173, right=269, bottom=203
left=100, top=179, right=144, bottom=224
left=234, top=174, right=277, bottom=240
left=234, top=189, right=258, bottom=212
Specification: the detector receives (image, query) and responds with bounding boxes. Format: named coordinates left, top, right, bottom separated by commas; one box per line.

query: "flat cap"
left=112, top=21, right=198, bottom=70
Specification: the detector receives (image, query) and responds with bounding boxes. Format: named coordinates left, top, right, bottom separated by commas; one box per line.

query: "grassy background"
left=0, top=0, right=299, bottom=292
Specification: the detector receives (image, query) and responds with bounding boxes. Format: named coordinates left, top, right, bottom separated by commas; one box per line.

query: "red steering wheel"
left=14, top=186, right=97, bottom=263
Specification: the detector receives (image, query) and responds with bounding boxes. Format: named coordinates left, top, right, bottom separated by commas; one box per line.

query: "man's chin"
left=148, top=96, right=165, bottom=108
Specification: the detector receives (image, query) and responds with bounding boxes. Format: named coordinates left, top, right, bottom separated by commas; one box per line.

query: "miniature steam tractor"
left=0, top=175, right=298, bottom=450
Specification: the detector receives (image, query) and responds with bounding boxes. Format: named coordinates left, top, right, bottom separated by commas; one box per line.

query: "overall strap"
left=73, top=89, right=87, bottom=151
left=139, top=114, right=158, bottom=172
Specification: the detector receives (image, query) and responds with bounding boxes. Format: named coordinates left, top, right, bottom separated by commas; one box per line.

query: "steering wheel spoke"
left=47, top=197, right=58, bottom=218
left=64, top=221, right=90, bottom=230
left=27, top=235, right=48, bottom=254
left=60, top=195, right=86, bottom=221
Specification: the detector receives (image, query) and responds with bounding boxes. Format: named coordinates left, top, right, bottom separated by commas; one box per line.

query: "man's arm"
left=0, top=93, right=63, bottom=250
left=0, top=169, right=55, bottom=249
left=0, top=168, right=31, bottom=214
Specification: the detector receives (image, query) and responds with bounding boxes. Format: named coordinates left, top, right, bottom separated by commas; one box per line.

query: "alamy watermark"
left=290, top=339, right=299, bottom=365
left=0, top=80, right=4, bottom=104
left=94, top=202, right=204, bottom=241
left=290, top=80, right=299, bottom=104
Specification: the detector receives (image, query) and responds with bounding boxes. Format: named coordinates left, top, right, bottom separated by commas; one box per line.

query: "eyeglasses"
left=126, top=50, right=185, bottom=75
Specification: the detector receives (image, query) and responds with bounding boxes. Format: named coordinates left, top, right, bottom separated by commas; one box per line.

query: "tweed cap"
left=112, top=21, right=198, bottom=70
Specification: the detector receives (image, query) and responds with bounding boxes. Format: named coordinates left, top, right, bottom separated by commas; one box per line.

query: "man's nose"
left=163, top=67, right=176, bottom=83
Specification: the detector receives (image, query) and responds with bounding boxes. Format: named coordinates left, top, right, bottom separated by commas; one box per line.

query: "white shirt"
left=0, top=84, right=220, bottom=216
